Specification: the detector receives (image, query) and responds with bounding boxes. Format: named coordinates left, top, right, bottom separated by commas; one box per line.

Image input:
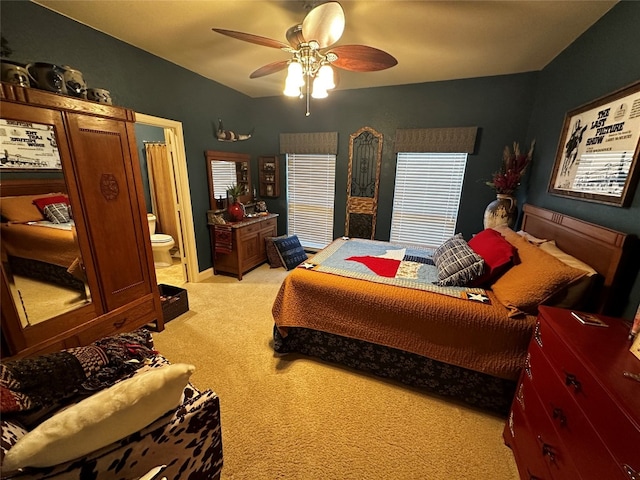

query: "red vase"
left=228, top=201, right=245, bottom=222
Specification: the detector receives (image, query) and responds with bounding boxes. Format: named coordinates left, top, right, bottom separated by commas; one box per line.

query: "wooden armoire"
left=1, top=83, right=164, bottom=358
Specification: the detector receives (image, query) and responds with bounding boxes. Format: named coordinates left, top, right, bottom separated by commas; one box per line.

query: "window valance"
left=279, top=132, right=338, bottom=155
left=394, top=127, right=478, bottom=154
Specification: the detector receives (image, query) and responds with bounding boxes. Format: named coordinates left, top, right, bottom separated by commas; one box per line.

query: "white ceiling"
left=33, top=0, right=618, bottom=98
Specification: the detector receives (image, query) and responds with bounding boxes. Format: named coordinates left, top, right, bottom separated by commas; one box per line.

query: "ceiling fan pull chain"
left=305, top=77, right=311, bottom=116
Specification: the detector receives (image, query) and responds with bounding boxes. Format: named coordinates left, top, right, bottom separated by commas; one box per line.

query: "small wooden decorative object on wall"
left=345, top=126, right=383, bottom=239
left=258, top=155, right=280, bottom=198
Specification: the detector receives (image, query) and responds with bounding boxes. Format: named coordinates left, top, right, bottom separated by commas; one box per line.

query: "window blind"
left=286, top=153, right=336, bottom=249
left=390, top=152, right=468, bottom=248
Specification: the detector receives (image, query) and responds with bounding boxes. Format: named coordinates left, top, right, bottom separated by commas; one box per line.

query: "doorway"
left=134, top=113, right=199, bottom=284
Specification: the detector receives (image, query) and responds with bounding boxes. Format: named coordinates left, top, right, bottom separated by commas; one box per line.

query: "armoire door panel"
left=65, top=114, right=151, bottom=311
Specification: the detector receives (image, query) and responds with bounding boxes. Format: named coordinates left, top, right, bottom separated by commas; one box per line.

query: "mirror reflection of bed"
left=0, top=178, right=93, bottom=327
left=8, top=272, right=89, bottom=327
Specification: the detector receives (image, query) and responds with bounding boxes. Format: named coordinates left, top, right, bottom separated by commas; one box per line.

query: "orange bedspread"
left=273, top=267, right=536, bottom=380
left=1, top=222, right=79, bottom=269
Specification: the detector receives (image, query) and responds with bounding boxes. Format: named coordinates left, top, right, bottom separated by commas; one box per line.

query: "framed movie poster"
left=0, top=119, right=62, bottom=170
left=548, top=80, right=640, bottom=207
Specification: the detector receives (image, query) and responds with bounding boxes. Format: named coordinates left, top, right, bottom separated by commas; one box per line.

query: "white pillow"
left=538, top=241, right=598, bottom=309
left=515, top=229, right=550, bottom=245
left=2, top=363, right=195, bottom=471
left=538, top=241, right=597, bottom=276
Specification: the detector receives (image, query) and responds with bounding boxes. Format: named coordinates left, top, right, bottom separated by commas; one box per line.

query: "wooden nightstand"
left=503, top=305, right=640, bottom=480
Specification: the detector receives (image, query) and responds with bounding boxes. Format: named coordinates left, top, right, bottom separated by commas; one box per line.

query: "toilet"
left=147, top=213, right=175, bottom=268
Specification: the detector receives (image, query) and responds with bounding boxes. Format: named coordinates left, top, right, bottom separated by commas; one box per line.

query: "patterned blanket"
left=0, top=330, right=156, bottom=427
left=302, top=238, right=487, bottom=301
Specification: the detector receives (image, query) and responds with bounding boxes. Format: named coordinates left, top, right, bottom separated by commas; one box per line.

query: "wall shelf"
left=258, top=155, right=280, bottom=198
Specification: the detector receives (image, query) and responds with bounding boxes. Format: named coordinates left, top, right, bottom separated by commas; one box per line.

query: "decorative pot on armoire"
left=0, top=82, right=164, bottom=358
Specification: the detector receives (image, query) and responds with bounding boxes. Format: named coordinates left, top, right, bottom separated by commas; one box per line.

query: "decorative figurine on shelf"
left=215, top=118, right=254, bottom=142
left=216, top=196, right=224, bottom=210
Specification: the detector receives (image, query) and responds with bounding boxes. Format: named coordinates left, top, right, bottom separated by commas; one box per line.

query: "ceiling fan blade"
left=250, top=60, right=289, bottom=79
left=329, top=45, right=398, bottom=72
left=286, top=25, right=305, bottom=49
left=302, top=1, right=345, bottom=48
left=212, top=28, right=289, bottom=50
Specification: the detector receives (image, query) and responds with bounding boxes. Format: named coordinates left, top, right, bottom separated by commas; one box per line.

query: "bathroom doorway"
left=134, top=113, right=198, bottom=285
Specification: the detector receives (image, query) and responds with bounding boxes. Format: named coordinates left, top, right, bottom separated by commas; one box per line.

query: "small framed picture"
left=571, top=311, right=608, bottom=327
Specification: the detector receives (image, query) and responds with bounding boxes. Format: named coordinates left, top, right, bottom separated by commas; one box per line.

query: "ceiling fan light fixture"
left=318, top=64, right=335, bottom=89
left=283, top=80, right=302, bottom=97
left=286, top=61, right=305, bottom=87
left=213, top=0, right=396, bottom=115
left=311, top=78, right=328, bottom=99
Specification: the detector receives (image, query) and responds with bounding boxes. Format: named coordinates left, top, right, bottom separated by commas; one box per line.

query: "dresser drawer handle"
left=113, top=318, right=127, bottom=329
left=537, top=436, right=556, bottom=463
left=623, top=464, right=638, bottom=480
left=526, top=470, right=542, bottom=480
left=552, top=407, right=567, bottom=426
left=524, top=353, right=532, bottom=379
left=533, top=323, right=543, bottom=348
left=564, top=373, right=582, bottom=393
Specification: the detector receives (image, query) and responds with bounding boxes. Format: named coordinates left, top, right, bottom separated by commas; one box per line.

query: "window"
left=286, top=153, right=336, bottom=249
left=390, top=152, right=468, bottom=248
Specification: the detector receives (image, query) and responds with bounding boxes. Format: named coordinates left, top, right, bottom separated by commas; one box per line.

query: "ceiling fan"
left=213, top=1, right=397, bottom=115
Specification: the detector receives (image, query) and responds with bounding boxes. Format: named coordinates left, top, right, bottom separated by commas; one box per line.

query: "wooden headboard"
left=0, top=178, right=68, bottom=197
left=521, top=204, right=638, bottom=316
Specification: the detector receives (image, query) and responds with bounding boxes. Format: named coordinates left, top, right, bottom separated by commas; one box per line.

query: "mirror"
left=205, top=150, right=253, bottom=209
left=0, top=147, right=94, bottom=327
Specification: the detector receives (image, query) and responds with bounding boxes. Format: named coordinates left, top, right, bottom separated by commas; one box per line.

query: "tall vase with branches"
left=483, top=141, right=535, bottom=229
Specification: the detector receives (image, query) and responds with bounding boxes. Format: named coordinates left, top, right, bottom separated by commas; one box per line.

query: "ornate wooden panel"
left=345, top=126, right=383, bottom=239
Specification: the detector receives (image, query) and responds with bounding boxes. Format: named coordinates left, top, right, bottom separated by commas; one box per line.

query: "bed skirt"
left=273, top=326, right=516, bottom=415
left=8, top=256, right=85, bottom=292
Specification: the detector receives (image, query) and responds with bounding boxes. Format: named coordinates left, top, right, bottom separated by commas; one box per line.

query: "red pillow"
left=468, top=228, right=516, bottom=286
left=32, top=195, right=69, bottom=214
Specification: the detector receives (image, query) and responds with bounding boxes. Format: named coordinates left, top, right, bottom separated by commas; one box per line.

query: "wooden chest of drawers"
left=503, top=306, right=640, bottom=480
left=211, top=214, right=278, bottom=280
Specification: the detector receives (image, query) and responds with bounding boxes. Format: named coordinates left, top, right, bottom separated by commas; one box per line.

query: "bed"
left=272, top=204, right=636, bottom=413
left=0, top=179, right=85, bottom=291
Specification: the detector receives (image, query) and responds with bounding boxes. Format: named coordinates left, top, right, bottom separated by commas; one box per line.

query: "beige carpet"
left=153, top=264, right=519, bottom=480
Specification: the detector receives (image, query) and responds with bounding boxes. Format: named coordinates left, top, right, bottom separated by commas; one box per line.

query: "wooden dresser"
left=504, top=305, right=640, bottom=480
left=211, top=214, right=278, bottom=280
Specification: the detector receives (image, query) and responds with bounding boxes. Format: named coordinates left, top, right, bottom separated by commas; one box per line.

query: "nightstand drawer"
left=528, top=343, right=621, bottom=479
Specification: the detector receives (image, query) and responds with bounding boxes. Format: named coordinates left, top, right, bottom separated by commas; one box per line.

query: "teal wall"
left=524, top=1, right=640, bottom=319
left=2, top=1, right=639, bottom=317
left=252, top=74, right=538, bottom=241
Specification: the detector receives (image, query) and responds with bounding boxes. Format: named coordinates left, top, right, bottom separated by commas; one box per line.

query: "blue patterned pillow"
left=432, top=234, right=485, bottom=286
left=273, top=235, right=308, bottom=270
